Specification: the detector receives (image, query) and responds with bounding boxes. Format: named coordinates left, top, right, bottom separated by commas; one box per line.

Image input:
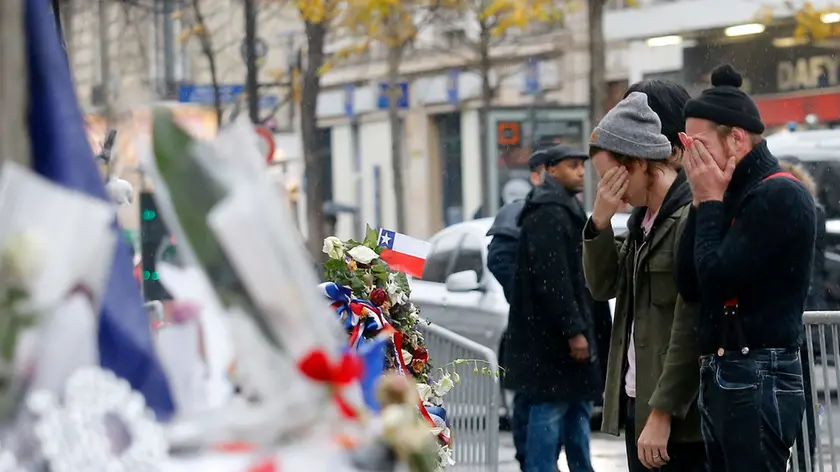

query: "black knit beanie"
left=684, top=64, right=765, bottom=134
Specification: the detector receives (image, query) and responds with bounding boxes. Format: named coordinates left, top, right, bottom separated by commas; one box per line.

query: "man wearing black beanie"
left=675, top=64, right=817, bottom=472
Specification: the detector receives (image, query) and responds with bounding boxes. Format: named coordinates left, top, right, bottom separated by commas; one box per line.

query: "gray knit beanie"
left=589, top=91, right=673, bottom=160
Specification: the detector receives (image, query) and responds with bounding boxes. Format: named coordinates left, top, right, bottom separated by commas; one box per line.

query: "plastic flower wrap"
left=0, top=162, right=116, bottom=410
left=141, top=110, right=363, bottom=454
left=147, top=110, right=344, bottom=357
left=0, top=162, right=171, bottom=471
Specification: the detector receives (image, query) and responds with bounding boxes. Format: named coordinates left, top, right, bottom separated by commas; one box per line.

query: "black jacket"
left=487, top=199, right=525, bottom=302
left=676, top=141, right=817, bottom=354
left=503, top=178, right=604, bottom=401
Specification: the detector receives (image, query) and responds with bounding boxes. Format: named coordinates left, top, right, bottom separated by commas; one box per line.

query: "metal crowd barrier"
left=793, top=311, right=840, bottom=472
left=419, top=323, right=500, bottom=472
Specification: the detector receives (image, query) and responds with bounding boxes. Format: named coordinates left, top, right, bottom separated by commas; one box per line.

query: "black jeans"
left=624, top=398, right=708, bottom=472
left=699, top=348, right=806, bottom=472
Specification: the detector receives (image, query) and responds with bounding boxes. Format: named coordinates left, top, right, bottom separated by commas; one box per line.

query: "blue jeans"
left=699, top=348, right=806, bottom=472
left=513, top=393, right=594, bottom=472
left=512, top=394, right=566, bottom=470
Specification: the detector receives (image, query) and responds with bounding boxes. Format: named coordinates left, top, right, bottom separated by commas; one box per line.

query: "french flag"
left=377, top=229, right=430, bottom=279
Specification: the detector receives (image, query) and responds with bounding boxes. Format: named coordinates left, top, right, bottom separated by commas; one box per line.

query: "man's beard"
left=721, top=138, right=734, bottom=169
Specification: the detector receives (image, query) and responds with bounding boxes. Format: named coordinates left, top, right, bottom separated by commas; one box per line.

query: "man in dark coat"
left=487, top=148, right=551, bottom=301
left=504, top=144, right=601, bottom=472
left=490, top=146, right=612, bottom=471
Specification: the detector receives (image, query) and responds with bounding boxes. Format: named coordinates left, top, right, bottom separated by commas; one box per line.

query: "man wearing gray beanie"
left=584, top=92, right=705, bottom=472
left=589, top=91, right=673, bottom=162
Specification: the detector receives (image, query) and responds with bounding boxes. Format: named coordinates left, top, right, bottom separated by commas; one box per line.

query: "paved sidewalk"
left=497, top=431, right=627, bottom=472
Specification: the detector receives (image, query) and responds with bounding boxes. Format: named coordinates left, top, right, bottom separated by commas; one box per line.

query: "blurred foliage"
left=288, top=0, right=565, bottom=76
left=787, top=1, right=840, bottom=41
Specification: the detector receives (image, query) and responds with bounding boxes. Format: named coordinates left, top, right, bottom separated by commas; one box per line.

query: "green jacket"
left=582, top=178, right=702, bottom=444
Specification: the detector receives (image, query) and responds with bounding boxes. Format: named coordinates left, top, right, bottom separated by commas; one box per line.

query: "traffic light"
left=139, top=191, right=171, bottom=301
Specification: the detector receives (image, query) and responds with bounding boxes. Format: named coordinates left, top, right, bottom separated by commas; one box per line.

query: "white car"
left=411, top=213, right=629, bottom=353
left=410, top=213, right=630, bottom=424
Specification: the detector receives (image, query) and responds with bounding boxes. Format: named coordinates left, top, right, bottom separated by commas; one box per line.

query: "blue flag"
left=25, top=0, right=174, bottom=419
left=355, top=338, right=387, bottom=412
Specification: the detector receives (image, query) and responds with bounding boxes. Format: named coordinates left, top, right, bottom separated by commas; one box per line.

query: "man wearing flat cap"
left=504, top=144, right=602, bottom=472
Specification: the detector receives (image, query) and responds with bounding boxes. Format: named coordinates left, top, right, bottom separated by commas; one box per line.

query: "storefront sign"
left=777, top=55, right=839, bottom=92
left=683, top=36, right=839, bottom=96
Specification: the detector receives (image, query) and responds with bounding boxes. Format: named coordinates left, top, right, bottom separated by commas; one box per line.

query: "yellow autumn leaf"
left=268, top=68, right=286, bottom=80
left=177, top=29, right=192, bottom=43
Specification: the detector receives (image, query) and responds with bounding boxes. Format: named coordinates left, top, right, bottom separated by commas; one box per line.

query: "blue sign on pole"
left=524, top=58, right=540, bottom=95
left=446, top=68, right=459, bottom=105
left=377, top=82, right=409, bottom=110
left=344, top=84, right=355, bottom=118
left=259, top=95, right=279, bottom=109
left=178, top=84, right=277, bottom=109
left=178, top=84, right=243, bottom=104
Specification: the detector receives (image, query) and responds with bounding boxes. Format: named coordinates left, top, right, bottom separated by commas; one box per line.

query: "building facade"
left=63, top=0, right=837, bottom=240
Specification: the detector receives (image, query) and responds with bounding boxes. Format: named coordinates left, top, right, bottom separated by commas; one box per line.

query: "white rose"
left=438, top=445, right=456, bottom=467
left=1, top=232, right=43, bottom=283
left=321, top=236, right=344, bottom=260
left=347, top=245, right=379, bottom=264
left=434, top=373, right=455, bottom=397
left=416, top=382, right=433, bottom=402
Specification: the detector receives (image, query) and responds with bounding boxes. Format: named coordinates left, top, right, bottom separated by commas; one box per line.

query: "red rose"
left=369, top=288, right=388, bottom=307
left=411, top=358, right=427, bottom=374
left=412, top=346, right=429, bottom=363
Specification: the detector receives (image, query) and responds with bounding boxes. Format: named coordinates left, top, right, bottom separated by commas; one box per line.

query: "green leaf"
left=324, top=258, right=348, bottom=274
left=363, top=224, right=380, bottom=247
left=371, top=262, right=389, bottom=285
left=395, top=272, right=411, bottom=296
left=349, top=276, right=366, bottom=294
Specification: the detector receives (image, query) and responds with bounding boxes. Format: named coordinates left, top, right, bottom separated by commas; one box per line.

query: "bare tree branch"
left=188, top=0, right=223, bottom=127
left=119, top=1, right=152, bottom=82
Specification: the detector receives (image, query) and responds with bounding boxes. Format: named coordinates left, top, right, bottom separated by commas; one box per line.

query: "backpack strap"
left=719, top=170, right=799, bottom=356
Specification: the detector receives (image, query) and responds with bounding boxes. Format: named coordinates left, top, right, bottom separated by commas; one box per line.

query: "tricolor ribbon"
left=297, top=349, right=361, bottom=419
left=393, top=331, right=450, bottom=445
left=319, top=283, right=450, bottom=443
left=425, top=405, right=452, bottom=445
left=320, top=282, right=387, bottom=349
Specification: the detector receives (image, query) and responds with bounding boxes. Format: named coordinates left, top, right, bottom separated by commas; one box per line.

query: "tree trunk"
left=190, top=0, right=222, bottom=127
left=301, top=20, right=328, bottom=260
left=386, top=44, right=406, bottom=232
left=587, top=0, right=606, bottom=210
left=477, top=21, right=493, bottom=218
left=0, top=0, right=29, bottom=167
left=588, top=0, right=606, bottom=130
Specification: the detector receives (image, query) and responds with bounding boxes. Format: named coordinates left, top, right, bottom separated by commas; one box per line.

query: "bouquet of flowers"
left=320, top=229, right=456, bottom=470
left=143, top=111, right=450, bottom=472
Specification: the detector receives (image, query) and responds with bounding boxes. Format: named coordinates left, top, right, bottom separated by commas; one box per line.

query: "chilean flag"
left=377, top=229, right=430, bottom=279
